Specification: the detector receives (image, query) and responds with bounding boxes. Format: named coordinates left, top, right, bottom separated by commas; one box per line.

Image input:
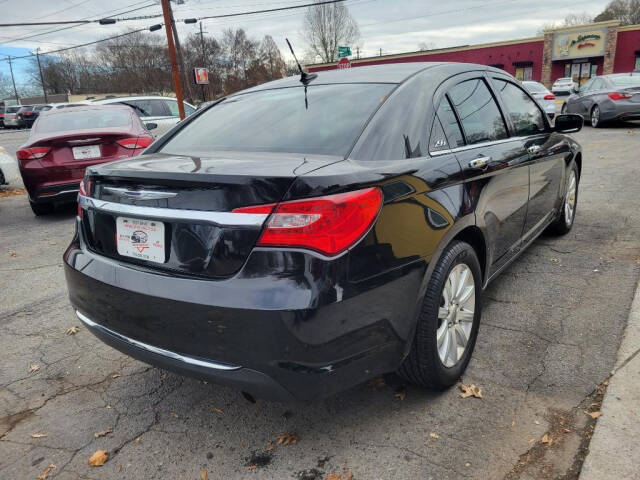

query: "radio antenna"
left=286, top=38, right=317, bottom=85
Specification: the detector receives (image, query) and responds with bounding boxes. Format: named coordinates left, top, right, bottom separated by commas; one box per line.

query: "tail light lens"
left=234, top=187, right=383, bottom=256
left=16, top=147, right=51, bottom=160
left=543, top=93, right=555, bottom=100
left=116, top=137, right=153, bottom=149
left=77, top=176, right=93, bottom=217
left=608, top=92, right=632, bottom=101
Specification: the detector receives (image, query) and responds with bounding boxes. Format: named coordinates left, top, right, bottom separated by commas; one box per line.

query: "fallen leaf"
left=65, top=326, right=80, bottom=335
left=528, top=438, right=536, bottom=443
left=541, top=433, right=552, bottom=445
left=266, top=441, right=275, bottom=451
left=394, top=391, right=406, bottom=401
left=276, top=432, right=299, bottom=446
left=9, top=250, right=18, bottom=257
left=550, top=258, right=560, bottom=263
left=459, top=383, right=482, bottom=399
left=429, top=433, right=440, bottom=439
left=118, top=465, right=123, bottom=472
left=88, top=449, right=109, bottom=467
left=94, top=428, right=112, bottom=438
left=213, top=407, right=223, bottom=415
left=511, top=420, right=515, bottom=427
left=111, top=373, right=121, bottom=378
left=246, top=464, right=258, bottom=471
left=326, top=473, right=354, bottom=480
left=0, top=188, right=27, bottom=198
left=31, top=433, right=47, bottom=438
left=29, top=364, right=40, bottom=373
left=49, top=241, right=57, bottom=246
left=37, top=464, right=56, bottom=479
left=201, top=468, right=207, bottom=480
left=588, top=411, right=602, bottom=419
left=171, top=412, right=179, bottom=419
left=134, top=436, right=142, bottom=443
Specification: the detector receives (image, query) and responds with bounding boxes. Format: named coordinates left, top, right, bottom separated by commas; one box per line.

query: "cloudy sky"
left=0, top=0, right=610, bottom=86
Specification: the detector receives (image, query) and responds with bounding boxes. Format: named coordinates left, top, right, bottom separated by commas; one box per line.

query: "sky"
left=0, top=0, right=611, bottom=88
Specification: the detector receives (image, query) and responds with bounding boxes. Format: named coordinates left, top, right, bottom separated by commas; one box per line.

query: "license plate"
left=72, top=145, right=101, bottom=160
left=116, top=217, right=165, bottom=263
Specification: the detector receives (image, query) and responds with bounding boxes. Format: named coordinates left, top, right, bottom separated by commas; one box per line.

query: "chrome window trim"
left=76, top=310, right=241, bottom=371
left=78, top=194, right=268, bottom=227
left=429, top=135, right=531, bottom=157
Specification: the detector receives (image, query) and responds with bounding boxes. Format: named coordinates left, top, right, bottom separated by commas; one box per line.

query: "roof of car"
left=39, top=104, right=135, bottom=115
left=238, top=62, right=502, bottom=94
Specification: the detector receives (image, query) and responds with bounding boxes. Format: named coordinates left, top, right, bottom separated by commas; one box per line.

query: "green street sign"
left=337, top=46, right=351, bottom=58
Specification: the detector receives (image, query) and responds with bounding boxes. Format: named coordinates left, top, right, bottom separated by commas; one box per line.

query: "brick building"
left=307, top=20, right=640, bottom=88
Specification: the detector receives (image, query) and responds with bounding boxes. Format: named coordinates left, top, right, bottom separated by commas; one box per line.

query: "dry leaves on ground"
left=94, top=428, right=112, bottom=438
left=246, top=464, right=258, bottom=471
left=171, top=412, right=179, bottom=419
left=201, top=468, right=207, bottom=480
left=88, top=450, right=109, bottom=467
left=541, top=433, right=553, bottom=446
left=459, top=383, right=482, bottom=399
left=37, top=464, right=56, bottom=479
left=31, top=433, right=47, bottom=438
left=0, top=188, right=26, bottom=198
left=28, top=364, right=40, bottom=373
left=429, top=433, right=440, bottom=439
left=9, top=250, right=17, bottom=257
left=213, top=407, right=223, bottom=415
left=65, top=326, right=80, bottom=335
left=276, top=432, right=299, bottom=446
left=550, top=258, right=560, bottom=263
left=588, top=411, right=602, bottom=419
left=326, top=472, right=354, bottom=480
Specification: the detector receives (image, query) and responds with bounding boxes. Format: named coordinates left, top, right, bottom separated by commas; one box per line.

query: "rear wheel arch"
left=451, top=226, right=487, bottom=285
left=573, top=152, right=582, bottom=179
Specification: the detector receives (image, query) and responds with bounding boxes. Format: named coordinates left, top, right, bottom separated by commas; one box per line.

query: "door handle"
left=527, top=145, right=541, bottom=154
left=469, top=156, right=491, bottom=169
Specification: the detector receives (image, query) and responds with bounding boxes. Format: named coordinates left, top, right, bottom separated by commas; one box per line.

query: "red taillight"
left=608, top=92, right=632, bottom=101
left=23, top=111, right=34, bottom=116
left=77, top=177, right=93, bottom=217
left=234, top=188, right=383, bottom=256
left=16, top=147, right=51, bottom=160
left=116, top=137, right=153, bottom=149
left=543, top=93, right=555, bottom=100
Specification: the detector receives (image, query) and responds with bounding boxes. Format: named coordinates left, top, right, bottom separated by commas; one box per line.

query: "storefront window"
left=635, top=55, right=640, bottom=71
left=515, top=66, right=532, bottom=81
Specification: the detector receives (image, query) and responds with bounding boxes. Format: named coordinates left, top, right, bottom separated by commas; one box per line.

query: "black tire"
left=398, top=240, right=482, bottom=389
left=590, top=105, right=602, bottom=128
left=29, top=201, right=54, bottom=216
left=548, top=161, right=579, bottom=235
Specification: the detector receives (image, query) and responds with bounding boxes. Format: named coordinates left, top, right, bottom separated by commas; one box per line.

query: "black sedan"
left=65, top=63, right=583, bottom=402
left=17, top=104, right=52, bottom=128
left=561, top=73, right=640, bottom=127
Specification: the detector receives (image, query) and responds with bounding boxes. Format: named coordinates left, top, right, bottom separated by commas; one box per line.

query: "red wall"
left=551, top=57, right=604, bottom=83
left=309, top=40, right=544, bottom=80
left=614, top=29, right=640, bottom=72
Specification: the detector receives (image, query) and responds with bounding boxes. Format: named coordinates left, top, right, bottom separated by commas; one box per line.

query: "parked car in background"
left=17, top=105, right=53, bottom=128
left=522, top=81, right=556, bottom=118
left=66, top=63, right=584, bottom=402
left=561, top=73, right=640, bottom=127
left=17, top=105, right=154, bottom=215
left=3, top=105, right=23, bottom=128
left=0, top=146, right=20, bottom=186
left=49, top=102, right=91, bottom=110
left=552, top=77, right=577, bottom=96
left=92, top=96, right=196, bottom=136
left=0, top=106, right=5, bottom=128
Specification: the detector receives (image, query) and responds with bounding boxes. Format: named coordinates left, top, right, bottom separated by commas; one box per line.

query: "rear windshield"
left=609, top=75, right=640, bottom=86
left=159, top=84, right=393, bottom=156
left=523, top=82, right=548, bottom=93
left=18, top=106, right=34, bottom=112
left=6, top=106, right=20, bottom=113
left=35, top=110, right=132, bottom=133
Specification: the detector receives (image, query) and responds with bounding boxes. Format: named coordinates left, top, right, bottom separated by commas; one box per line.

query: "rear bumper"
left=601, top=103, right=640, bottom=122
left=30, top=181, right=79, bottom=204
left=64, top=219, right=424, bottom=402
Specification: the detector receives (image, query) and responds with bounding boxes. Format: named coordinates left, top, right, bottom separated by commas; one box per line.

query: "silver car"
left=522, top=81, right=556, bottom=118
left=2, top=105, right=22, bottom=128
left=562, top=73, right=640, bottom=127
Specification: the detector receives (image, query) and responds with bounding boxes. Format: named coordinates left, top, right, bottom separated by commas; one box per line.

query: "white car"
left=48, top=102, right=91, bottom=110
left=552, top=77, right=577, bottom=96
left=522, top=81, right=557, bottom=118
left=91, top=96, right=196, bottom=137
left=0, top=146, right=20, bottom=186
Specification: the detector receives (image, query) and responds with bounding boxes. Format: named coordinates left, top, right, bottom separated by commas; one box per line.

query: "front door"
left=438, top=75, right=530, bottom=274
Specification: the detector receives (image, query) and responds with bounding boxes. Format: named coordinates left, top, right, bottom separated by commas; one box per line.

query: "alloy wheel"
left=591, top=106, right=600, bottom=127
left=437, top=264, right=475, bottom=367
left=565, top=170, right=577, bottom=226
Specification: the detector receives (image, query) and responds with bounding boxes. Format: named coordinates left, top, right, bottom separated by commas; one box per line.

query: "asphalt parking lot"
left=1, top=124, right=639, bottom=480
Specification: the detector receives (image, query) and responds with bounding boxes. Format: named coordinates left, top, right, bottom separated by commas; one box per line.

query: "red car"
left=17, top=105, right=155, bottom=215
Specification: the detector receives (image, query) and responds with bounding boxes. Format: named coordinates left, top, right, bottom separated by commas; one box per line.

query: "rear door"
left=490, top=75, right=564, bottom=242
left=437, top=73, right=530, bottom=275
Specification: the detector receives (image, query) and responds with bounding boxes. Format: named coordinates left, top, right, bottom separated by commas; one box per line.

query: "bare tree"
left=537, top=12, right=594, bottom=34
left=302, top=0, right=360, bottom=63
left=594, top=0, right=640, bottom=25
left=418, top=41, right=437, bottom=51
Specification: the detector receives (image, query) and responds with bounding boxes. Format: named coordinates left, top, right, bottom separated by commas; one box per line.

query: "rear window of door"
left=448, top=79, right=508, bottom=145
left=433, top=97, right=465, bottom=150
left=122, top=99, right=169, bottom=117
left=166, top=100, right=195, bottom=117
left=492, top=79, right=545, bottom=135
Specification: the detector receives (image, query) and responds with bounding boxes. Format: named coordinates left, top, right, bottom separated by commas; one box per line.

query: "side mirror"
left=554, top=114, right=583, bottom=133
left=145, top=122, right=158, bottom=130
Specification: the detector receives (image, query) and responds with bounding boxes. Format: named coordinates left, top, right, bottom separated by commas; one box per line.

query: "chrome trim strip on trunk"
left=77, top=194, right=269, bottom=227
left=76, top=311, right=241, bottom=371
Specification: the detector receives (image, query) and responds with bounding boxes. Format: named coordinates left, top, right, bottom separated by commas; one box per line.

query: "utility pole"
left=379, top=48, right=382, bottom=57
left=199, top=21, right=207, bottom=102
left=356, top=47, right=360, bottom=60
left=160, top=0, right=185, bottom=119
left=6, top=56, right=19, bottom=102
left=35, top=48, right=48, bottom=103
left=170, top=12, right=191, bottom=105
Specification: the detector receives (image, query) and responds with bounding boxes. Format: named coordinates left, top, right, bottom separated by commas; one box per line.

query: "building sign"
left=193, top=68, right=209, bottom=85
left=552, top=27, right=606, bottom=60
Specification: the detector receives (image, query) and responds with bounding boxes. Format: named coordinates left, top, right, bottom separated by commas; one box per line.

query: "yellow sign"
left=552, top=28, right=606, bottom=60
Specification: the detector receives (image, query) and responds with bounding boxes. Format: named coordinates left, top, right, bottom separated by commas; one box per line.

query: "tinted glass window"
left=580, top=79, right=595, bottom=91
left=6, top=106, right=19, bottom=113
left=165, top=100, right=195, bottom=117
left=120, top=100, right=167, bottom=117
left=610, top=75, right=640, bottom=86
left=35, top=110, right=132, bottom=133
left=590, top=78, right=604, bottom=90
left=429, top=118, right=449, bottom=152
left=160, top=84, right=393, bottom=156
left=522, top=82, right=548, bottom=93
left=19, top=106, right=34, bottom=112
left=436, top=98, right=464, bottom=148
left=449, top=79, right=507, bottom=145
left=493, top=80, right=545, bottom=135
